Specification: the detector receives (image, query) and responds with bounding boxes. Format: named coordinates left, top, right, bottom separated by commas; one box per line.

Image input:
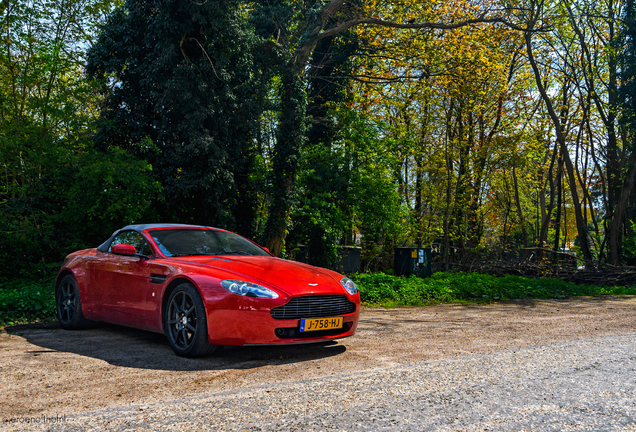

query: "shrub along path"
left=2, top=271, right=635, bottom=324
left=353, top=272, right=636, bottom=306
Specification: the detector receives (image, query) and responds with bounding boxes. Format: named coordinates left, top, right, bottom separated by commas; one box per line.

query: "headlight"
left=220, top=280, right=279, bottom=299
left=340, top=277, right=359, bottom=295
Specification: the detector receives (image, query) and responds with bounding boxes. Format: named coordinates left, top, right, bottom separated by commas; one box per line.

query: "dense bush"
left=0, top=147, right=159, bottom=279
left=0, top=277, right=57, bottom=325
left=352, top=272, right=636, bottom=306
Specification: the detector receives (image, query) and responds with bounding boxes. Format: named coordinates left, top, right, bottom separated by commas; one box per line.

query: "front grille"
left=271, top=295, right=356, bottom=319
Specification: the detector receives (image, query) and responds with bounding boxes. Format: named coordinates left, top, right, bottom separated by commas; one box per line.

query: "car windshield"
left=148, top=229, right=269, bottom=257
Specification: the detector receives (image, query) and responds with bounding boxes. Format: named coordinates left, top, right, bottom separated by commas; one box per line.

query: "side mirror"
left=262, top=247, right=270, bottom=254
left=112, top=244, right=137, bottom=255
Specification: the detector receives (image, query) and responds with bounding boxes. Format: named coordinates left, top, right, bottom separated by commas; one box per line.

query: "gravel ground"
left=4, top=334, right=636, bottom=431
left=1, top=296, right=636, bottom=430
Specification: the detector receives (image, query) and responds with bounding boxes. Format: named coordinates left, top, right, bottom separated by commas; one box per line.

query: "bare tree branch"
left=290, top=0, right=542, bottom=70
left=317, top=15, right=533, bottom=42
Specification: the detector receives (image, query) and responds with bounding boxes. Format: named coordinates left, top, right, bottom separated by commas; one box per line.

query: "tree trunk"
left=525, top=30, right=593, bottom=261
left=565, top=0, right=623, bottom=263
left=442, top=99, right=455, bottom=265
left=264, top=68, right=306, bottom=256
left=415, top=152, right=423, bottom=248
left=538, top=145, right=561, bottom=260
left=553, top=161, right=562, bottom=254
left=608, top=152, right=636, bottom=264
left=512, top=165, right=529, bottom=256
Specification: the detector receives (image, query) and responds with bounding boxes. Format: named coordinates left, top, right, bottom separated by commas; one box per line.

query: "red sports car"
left=55, top=224, right=360, bottom=357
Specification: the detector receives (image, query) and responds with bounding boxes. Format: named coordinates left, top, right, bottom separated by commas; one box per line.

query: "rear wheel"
left=56, top=274, right=93, bottom=329
left=164, top=283, right=216, bottom=357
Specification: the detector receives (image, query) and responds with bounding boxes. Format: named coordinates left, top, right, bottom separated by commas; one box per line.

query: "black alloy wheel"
left=164, top=283, right=215, bottom=357
left=56, top=274, right=92, bottom=329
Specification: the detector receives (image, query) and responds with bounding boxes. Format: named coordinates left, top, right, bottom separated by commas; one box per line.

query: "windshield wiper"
left=169, top=252, right=252, bottom=257
left=210, top=251, right=251, bottom=255
left=168, top=253, right=215, bottom=257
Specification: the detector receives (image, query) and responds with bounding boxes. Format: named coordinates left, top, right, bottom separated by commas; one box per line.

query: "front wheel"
left=56, top=274, right=93, bottom=329
left=164, top=283, right=216, bottom=357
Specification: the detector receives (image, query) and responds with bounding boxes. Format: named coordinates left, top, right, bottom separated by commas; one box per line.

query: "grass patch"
left=2, top=271, right=635, bottom=324
left=0, top=277, right=57, bottom=325
left=352, top=272, right=636, bottom=307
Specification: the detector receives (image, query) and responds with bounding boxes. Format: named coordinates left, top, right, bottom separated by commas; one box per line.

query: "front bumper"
left=206, top=308, right=360, bottom=346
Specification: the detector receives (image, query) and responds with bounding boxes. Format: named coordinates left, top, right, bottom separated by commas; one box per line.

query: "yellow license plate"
left=300, top=317, right=343, bottom=332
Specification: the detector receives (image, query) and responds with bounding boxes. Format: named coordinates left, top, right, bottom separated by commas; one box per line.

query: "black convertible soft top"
left=97, top=223, right=219, bottom=252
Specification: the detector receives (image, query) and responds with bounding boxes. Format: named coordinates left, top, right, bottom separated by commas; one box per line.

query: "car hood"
left=168, top=255, right=347, bottom=296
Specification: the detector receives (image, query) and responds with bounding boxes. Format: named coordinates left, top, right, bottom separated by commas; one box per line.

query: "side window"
left=109, top=231, right=149, bottom=255
left=140, top=241, right=153, bottom=256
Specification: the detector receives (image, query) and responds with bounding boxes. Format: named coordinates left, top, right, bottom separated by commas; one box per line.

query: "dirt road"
left=1, top=296, right=635, bottom=420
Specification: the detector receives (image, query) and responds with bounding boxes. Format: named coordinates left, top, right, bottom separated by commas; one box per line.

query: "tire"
left=56, top=274, right=93, bottom=329
left=164, top=283, right=216, bottom=357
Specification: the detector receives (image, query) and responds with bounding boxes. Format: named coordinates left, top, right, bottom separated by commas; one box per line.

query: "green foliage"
left=0, top=0, right=158, bottom=278
left=288, top=107, right=403, bottom=269
left=0, top=278, right=56, bottom=325
left=86, top=0, right=267, bottom=235
left=2, top=270, right=635, bottom=325
left=0, top=145, right=159, bottom=277
left=622, top=221, right=636, bottom=260
left=342, top=110, right=402, bottom=242
left=285, top=29, right=359, bottom=268
left=620, top=0, right=636, bottom=138
left=2, top=0, right=636, bottom=275
left=263, top=68, right=308, bottom=253
left=57, top=148, right=160, bottom=246
left=291, top=141, right=344, bottom=268
left=352, top=272, right=636, bottom=306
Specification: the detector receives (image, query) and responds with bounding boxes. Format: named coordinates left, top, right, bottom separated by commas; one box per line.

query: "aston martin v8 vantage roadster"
left=55, top=224, right=360, bottom=357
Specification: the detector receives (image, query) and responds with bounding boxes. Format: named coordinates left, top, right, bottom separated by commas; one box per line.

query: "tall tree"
left=256, top=0, right=524, bottom=256
left=292, top=30, right=359, bottom=267
left=0, top=0, right=158, bottom=277
left=617, top=0, right=636, bottom=262
left=87, top=0, right=265, bottom=236
left=522, top=0, right=595, bottom=260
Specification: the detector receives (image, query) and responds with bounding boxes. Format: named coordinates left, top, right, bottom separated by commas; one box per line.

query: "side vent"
left=147, top=274, right=167, bottom=284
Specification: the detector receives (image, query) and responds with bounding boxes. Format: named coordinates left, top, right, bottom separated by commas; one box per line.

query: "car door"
left=94, top=231, right=164, bottom=329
